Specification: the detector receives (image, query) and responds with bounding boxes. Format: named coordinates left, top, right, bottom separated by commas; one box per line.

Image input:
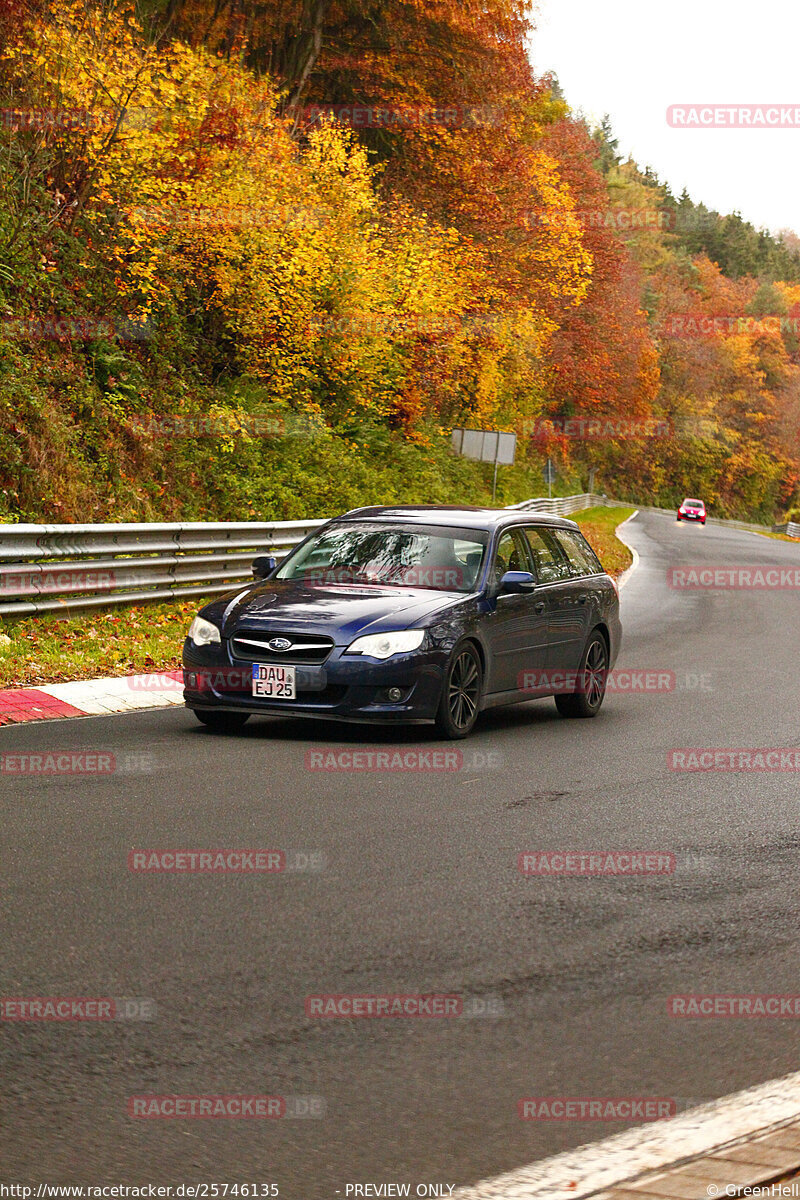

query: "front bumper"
left=182, top=639, right=447, bottom=723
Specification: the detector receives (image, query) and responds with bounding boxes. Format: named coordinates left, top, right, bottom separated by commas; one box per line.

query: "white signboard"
left=451, top=427, right=516, bottom=465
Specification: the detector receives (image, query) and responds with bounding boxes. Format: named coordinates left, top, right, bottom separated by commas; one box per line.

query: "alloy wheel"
left=582, top=638, right=608, bottom=710
left=448, top=650, right=480, bottom=731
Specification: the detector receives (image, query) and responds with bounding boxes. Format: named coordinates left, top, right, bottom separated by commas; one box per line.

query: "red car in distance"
left=677, top=498, right=706, bottom=524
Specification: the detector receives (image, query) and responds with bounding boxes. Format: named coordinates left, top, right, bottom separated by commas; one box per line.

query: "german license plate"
left=252, top=663, right=296, bottom=699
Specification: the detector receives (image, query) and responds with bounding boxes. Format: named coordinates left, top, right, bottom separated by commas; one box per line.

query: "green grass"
left=0, top=506, right=636, bottom=688
left=573, top=506, right=636, bottom=576
left=0, top=597, right=209, bottom=688
left=752, top=530, right=800, bottom=543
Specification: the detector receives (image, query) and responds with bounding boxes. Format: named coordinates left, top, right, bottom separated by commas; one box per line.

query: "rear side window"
left=553, top=529, right=604, bottom=577
left=521, top=527, right=571, bottom=584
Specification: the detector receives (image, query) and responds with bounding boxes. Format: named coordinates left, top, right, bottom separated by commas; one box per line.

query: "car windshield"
left=275, top=522, right=488, bottom=593
left=684, top=500, right=703, bottom=508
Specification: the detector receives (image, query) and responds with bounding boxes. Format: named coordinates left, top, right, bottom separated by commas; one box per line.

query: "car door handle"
left=533, top=601, right=546, bottom=615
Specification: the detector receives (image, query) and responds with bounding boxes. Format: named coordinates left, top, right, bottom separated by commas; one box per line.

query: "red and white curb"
left=453, top=1070, right=800, bottom=1200
left=0, top=671, right=184, bottom=726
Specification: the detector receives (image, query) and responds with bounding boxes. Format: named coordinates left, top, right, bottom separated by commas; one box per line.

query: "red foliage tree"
left=539, top=117, right=660, bottom=426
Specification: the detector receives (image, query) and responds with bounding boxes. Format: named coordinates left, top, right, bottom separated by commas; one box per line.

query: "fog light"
left=387, top=687, right=403, bottom=702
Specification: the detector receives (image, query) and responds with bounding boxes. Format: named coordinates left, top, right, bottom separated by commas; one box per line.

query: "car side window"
left=521, top=527, right=571, bottom=584
left=491, top=529, right=530, bottom=587
left=553, top=529, right=603, bottom=577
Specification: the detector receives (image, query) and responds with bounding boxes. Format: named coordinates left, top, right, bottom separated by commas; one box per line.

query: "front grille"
left=231, top=630, right=334, bottom=665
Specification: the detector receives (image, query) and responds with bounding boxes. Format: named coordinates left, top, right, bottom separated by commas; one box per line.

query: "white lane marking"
left=614, top=511, right=640, bottom=591
left=453, top=1070, right=800, bottom=1200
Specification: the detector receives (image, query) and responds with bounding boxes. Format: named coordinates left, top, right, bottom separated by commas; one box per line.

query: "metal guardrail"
left=0, top=493, right=795, bottom=619
left=773, top=522, right=800, bottom=538
left=0, top=520, right=326, bottom=617
left=0, top=497, right=607, bottom=618
left=506, top=492, right=607, bottom=516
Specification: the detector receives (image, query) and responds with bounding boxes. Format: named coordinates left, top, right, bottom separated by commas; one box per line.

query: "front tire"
left=192, top=709, right=250, bottom=732
left=555, top=632, right=609, bottom=719
left=435, top=643, right=483, bottom=739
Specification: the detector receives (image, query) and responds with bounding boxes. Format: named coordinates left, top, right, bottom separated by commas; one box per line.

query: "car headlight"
left=345, top=630, right=426, bottom=659
left=188, top=615, right=221, bottom=647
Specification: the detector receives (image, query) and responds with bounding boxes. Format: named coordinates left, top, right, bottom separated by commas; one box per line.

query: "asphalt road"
left=2, top=510, right=800, bottom=1195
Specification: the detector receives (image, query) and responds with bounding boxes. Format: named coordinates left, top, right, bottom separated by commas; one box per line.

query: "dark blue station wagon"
left=183, top=506, right=622, bottom=739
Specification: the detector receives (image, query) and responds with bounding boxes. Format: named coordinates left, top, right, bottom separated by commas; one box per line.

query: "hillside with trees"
left=1, top=0, right=798, bottom=522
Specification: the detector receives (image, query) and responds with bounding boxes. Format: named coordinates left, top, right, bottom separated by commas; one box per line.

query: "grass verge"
left=573, top=506, right=636, bottom=577
left=0, top=507, right=636, bottom=688
left=0, top=598, right=209, bottom=689
left=753, top=530, right=800, bottom=543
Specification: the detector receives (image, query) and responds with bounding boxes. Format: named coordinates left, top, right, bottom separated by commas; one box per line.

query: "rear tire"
left=192, top=709, right=250, bottom=732
left=554, top=632, right=609, bottom=719
left=435, top=643, right=483, bottom=739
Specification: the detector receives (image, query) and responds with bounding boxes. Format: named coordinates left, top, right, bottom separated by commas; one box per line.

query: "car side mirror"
left=498, top=570, right=536, bottom=594
left=252, top=554, right=278, bottom=580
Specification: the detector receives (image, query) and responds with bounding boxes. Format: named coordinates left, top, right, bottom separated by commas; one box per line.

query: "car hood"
left=218, top=579, right=467, bottom=644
